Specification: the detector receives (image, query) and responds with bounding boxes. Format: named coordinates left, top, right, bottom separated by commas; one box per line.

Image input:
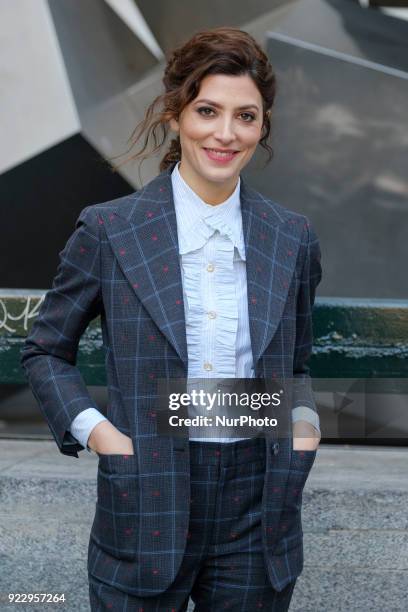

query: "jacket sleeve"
left=292, top=217, right=322, bottom=418
left=20, top=205, right=103, bottom=457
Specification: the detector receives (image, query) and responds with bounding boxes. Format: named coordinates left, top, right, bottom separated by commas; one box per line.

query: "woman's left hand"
left=292, top=420, right=321, bottom=451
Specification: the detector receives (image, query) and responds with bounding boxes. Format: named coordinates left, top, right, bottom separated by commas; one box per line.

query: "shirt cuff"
left=69, top=408, right=108, bottom=453
left=292, top=406, right=320, bottom=434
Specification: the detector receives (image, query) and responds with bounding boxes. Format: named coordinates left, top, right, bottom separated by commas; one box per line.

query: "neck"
left=178, top=161, right=238, bottom=205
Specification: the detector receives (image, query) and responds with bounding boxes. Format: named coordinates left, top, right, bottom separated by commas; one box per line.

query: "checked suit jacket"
left=21, top=162, right=322, bottom=596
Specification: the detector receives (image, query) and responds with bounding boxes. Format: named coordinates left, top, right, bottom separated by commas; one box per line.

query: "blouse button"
left=207, top=311, right=217, bottom=319
left=203, top=362, right=213, bottom=371
left=206, top=263, right=215, bottom=272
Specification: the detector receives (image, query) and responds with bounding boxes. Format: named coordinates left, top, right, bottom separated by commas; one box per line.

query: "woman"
left=21, top=27, right=322, bottom=611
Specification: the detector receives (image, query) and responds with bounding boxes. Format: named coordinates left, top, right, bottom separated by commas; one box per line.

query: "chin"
left=203, top=170, right=236, bottom=184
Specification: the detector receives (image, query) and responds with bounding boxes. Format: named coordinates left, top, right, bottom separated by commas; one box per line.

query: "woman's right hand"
left=87, top=420, right=134, bottom=455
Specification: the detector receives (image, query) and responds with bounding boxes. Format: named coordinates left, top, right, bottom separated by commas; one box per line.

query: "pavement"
left=0, top=440, right=407, bottom=611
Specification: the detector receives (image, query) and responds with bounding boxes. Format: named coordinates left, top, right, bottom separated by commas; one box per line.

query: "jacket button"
left=271, top=442, right=279, bottom=455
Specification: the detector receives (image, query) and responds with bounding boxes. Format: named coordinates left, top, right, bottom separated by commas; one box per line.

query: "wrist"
left=293, top=420, right=320, bottom=437
left=88, top=422, right=134, bottom=455
left=293, top=420, right=321, bottom=450
left=87, top=421, right=120, bottom=453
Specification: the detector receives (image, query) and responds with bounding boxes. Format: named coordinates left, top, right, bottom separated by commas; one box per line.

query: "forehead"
left=193, top=73, right=262, bottom=105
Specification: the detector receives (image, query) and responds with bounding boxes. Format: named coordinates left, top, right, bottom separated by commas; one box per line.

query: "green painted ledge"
left=1, top=289, right=408, bottom=385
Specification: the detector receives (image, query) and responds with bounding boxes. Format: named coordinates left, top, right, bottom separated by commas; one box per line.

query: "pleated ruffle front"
left=181, top=221, right=240, bottom=379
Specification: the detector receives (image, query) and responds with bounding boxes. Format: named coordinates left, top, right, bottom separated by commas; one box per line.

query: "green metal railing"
left=1, top=289, right=408, bottom=386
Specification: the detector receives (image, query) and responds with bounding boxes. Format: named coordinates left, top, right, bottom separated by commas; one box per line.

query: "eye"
left=197, top=106, right=216, bottom=117
left=196, top=107, right=256, bottom=122
left=240, top=112, right=256, bottom=122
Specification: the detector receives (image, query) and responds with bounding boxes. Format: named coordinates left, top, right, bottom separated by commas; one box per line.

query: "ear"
left=169, top=117, right=179, bottom=133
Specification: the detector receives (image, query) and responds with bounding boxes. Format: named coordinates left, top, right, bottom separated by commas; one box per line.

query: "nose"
left=213, top=116, right=236, bottom=143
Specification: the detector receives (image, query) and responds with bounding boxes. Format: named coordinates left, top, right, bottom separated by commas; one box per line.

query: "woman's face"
left=169, top=73, right=264, bottom=202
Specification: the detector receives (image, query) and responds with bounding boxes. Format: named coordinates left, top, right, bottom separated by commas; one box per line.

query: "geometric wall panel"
left=47, top=0, right=157, bottom=113
left=136, top=0, right=289, bottom=55
left=244, top=0, right=408, bottom=299
left=0, top=133, right=132, bottom=290
left=0, top=0, right=79, bottom=173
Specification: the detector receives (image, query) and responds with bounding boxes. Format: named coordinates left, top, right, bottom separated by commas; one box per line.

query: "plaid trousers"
left=88, top=435, right=297, bottom=611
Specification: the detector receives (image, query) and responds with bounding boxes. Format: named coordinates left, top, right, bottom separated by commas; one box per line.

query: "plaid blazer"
left=21, top=162, right=322, bottom=596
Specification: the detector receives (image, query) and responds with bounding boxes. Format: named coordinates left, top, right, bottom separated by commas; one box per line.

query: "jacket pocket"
left=275, top=448, right=317, bottom=545
left=91, top=453, right=140, bottom=561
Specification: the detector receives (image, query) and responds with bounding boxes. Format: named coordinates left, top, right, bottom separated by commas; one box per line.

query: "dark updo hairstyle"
left=116, top=27, right=277, bottom=173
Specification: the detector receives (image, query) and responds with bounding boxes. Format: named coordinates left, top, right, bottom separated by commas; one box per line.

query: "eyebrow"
left=194, top=98, right=260, bottom=112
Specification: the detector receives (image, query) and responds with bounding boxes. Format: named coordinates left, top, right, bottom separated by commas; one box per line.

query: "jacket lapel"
left=101, top=165, right=189, bottom=368
left=240, top=177, right=303, bottom=372
left=101, top=164, right=303, bottom=374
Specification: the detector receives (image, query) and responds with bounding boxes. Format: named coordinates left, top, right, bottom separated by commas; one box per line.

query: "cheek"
left=243, top=127, right=263, bottom=147
left=180, top=118, right=209, bottom=143
left=234, top=125, right=262, bottom=150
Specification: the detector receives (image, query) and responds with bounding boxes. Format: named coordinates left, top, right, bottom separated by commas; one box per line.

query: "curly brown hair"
left=114, top=27, right=277, bottom=174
